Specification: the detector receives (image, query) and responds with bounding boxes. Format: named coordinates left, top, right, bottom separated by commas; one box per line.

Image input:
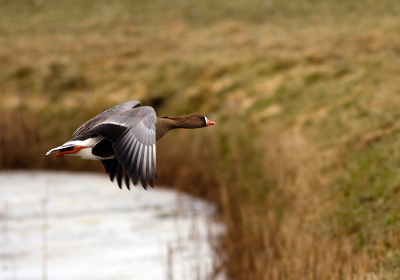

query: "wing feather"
left=109, top=158, right=119, bottom=182
left=152, top=143, right=158, bottom=181
left=147, top=141, right=153, bottom=187
left=102, top=159, right=111, bottom=174
left=129, top=140, right=140, bottom=185
left=88, top=106, right=157, bottom=189
left=124, top=171, right=130, bottom=191
left=144, top=142, right=149, bottom=189
left=73, top=101, right=141, bottom=137
left=116, top=163, right=123, bottom=189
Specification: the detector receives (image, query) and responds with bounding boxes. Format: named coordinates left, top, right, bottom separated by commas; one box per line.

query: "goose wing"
left=73, top=101, right=142, bottom=137
left=87, top=105, right=158, bottom=190
left=101, top=158, right=134, bottom=191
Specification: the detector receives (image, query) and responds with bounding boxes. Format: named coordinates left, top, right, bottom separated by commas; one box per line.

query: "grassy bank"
left=2, top=0, right=400, bottom=278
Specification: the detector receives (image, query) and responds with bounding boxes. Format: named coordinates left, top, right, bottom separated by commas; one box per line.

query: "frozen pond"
left=0, top=171, right=223, bottom=280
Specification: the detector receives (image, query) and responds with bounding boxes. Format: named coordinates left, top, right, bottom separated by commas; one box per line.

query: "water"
left=0, top=171, right=223, bottom=280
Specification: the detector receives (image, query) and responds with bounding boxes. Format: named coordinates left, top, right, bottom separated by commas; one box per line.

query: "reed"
left=2, top=0, right=400, bottom=278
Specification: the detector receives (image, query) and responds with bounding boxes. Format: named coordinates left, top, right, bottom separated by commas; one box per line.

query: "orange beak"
left=206, top=119, right=216, bottom=126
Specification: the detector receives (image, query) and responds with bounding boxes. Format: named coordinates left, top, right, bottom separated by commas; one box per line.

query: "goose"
left=46, top=101, right=215, bottom=190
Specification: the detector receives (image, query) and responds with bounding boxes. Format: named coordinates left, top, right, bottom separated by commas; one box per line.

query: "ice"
left=0, top=171, right=224, bottom=280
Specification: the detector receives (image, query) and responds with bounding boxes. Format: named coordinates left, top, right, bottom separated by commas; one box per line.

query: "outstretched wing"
left=101, top=158, right=133, bottom=190
left=86, top=106, right=158, bottom=190
left=73, top=101, right=142, bottom=137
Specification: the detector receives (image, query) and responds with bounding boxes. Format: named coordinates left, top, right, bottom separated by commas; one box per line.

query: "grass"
left=2, top=0, right=400, bottom=278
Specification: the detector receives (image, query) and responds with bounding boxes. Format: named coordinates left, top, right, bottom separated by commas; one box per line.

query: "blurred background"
left=1, top=0, right=400, bottom=279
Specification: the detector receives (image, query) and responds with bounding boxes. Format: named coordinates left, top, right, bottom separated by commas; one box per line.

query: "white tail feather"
left=45, top=143, right=76, bottom=155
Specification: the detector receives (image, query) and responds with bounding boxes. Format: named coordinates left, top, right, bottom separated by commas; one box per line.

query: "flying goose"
left=46, top=101, right=215, bottom=190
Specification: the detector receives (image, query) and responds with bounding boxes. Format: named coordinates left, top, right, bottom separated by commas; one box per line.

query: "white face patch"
left=204, top=116, right=208, bottom=126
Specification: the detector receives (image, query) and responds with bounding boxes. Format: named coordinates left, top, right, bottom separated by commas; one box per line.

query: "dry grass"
left=2, top=0, right=400, bottom=279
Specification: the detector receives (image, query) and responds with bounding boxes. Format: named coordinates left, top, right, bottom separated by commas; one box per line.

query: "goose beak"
left=206, top=119, right=216, bottom=126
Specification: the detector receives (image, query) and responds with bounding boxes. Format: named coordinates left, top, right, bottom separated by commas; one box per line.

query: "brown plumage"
left=155, top=114, right=211, bottom=140
left=46, top=101, right=215, bottom=190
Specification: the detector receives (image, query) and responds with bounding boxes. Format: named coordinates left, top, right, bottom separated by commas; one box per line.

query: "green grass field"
left=2, top=0, right=400, bottom=278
